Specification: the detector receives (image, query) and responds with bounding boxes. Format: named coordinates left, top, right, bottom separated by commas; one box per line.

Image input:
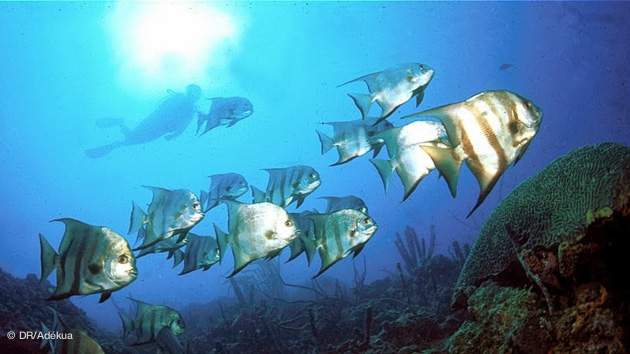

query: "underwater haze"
left=0, top=0, right=629, bottom=347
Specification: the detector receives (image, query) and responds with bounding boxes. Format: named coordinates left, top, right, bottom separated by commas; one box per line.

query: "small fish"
left=370, top=120, right=450, bottom=200
left=86, top=84, right=202, bottom=158
left=136, top=235, right=189, bottom=268
left=40, top=308, right=106, bottom=354
left=120, top=299, right=186, bottom=346
left=39, top=218, right=137, bottom=303
left=216, top=201, right=299, bottom=276
left=129, top=186, right=205, bottom=250
left=251, top=165, right=322, bottom=208
left=339, top=63, right=435, bottom=124
left=199, top=173, right=249, bottom=211
left=179, top=232, right=221, bottom=275
left=404, top=90, right=543, bottom=216
left=197, top=97, right=254, bottom=135
left=319, top=195, right=368, bottom=214
left=316, top=117, right=394, bottom=165
left=302, top=209, right=378, bottom=277
left=499, top=63, right=514, bottom=71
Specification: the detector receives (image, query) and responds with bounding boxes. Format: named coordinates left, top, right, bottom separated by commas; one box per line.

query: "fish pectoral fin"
left=99, top=292, right=112, bottom=303
left=39, top=233, right=59, bottom=283
left=226, top=118, right=242, bottom=127
left=421, top=145, right=464, bottom=198
left=465, top=159, right=502, bottom=218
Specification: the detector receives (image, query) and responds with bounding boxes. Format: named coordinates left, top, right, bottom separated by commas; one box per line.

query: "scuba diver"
left=85, top=84, right=202, bottom=158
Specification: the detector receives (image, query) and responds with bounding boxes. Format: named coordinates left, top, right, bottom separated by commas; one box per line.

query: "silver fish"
left=39, top=218, right=138, bottom=303
left=316, top=117, right=394, bottom=165
left=120, top=299, right=186, bottom=346
left=129, top=186, right=204, bottom=250
left=319, top=195, right=368, bottom=214
left=216, top=201, right=299, bottom=276
left=85, top=84, right=202, bottom=158
left=404, top=90, right=542, bottom=216
left=179, top=232, right=221, bottom=275
left=197, top=97, right=253, bottom=135
left=40, top=308, right=106, bottom=354
left=370, top=120, right=450, bottom=200
left=302, top=209, right=378, bottom=277
left=339, top=63, right=434, bottom=124
left=251, top=165, right=322, bottom=208
left=199, top=173, right=249, bottom=211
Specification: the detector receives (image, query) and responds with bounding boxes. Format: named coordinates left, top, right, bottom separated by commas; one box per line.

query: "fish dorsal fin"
left=421, top=145, right=464, bottom=198
left=465, top=159, right=502, bottom=218
left=143, top=185, right=171, bottom=203
left=403, top=102, right=465, bottom=147
left=338, top=71, right=380, bottom=92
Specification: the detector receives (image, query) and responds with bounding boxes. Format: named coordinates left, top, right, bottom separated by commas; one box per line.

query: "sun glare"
left=108, top=1, right=238, bottom=93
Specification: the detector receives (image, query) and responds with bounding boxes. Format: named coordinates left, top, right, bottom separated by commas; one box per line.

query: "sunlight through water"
left=108, top=1, right=239, bottom=93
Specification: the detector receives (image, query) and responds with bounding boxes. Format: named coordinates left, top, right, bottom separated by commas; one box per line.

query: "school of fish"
left=39, top=62, right=541, bottom=350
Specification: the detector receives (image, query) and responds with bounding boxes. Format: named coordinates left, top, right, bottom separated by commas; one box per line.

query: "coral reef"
left=0, top=269, right=132, bottom=354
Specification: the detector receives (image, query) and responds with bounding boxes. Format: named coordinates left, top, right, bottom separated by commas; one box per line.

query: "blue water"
left=0, top=1, right=628, bottom=332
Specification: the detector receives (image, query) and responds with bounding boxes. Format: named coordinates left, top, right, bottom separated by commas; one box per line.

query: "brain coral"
left=455, top=143, right=630, bottom=293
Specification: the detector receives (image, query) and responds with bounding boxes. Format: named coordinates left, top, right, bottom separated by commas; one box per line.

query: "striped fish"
left=129, top=186, right=204, bottom=250
left=216, top=201, right=299, bottom=277
left=302, top=209, right=378, bottom=277
left=40, top=308, right=105, bottom=354
left=316, top=117, right=394, bottom=166
left=320, top=195, right=368, bottom=214
left=339, top=63, right=434, bottom=124
left=251, top=165, right=322, bottom=208
left=197, top=97, right=253, bottom=136
left=179, top=232, right=221, bottom=275
left=39, top=218, right=137, bottom=303
left=120, top=299, right=186, bottom=346
left=199, top=173, right=249, bottom=211
left=370, top=120, right=450, bottom=200
left=404, top=90, right=542, bottom=216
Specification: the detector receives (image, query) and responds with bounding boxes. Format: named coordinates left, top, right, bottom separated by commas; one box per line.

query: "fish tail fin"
left=214, top=224, right=229, bottom=263
left=348, top=93, right=373, bottom=119
left=370, top=158, right=394, bottom=192
left=39, top=233, right=58, bottom=283
left=316, top=130, right=334, bottom=154
left=119, top=312, right=134, bottom=339
left=199, top=190, right=208, bottom=209
left=300, top=235, right=318, bottom=266
left=85, top=142, right=121, bottom=158
left=172, top=250, right=185, bottom=268
left=128, top=201, right=147, bottom=235
left=421, top=145, right=463, bottom=198
left=251, top=185, right=266, bottom=203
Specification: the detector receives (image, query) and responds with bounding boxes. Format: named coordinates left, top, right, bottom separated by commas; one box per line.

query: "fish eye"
left=285, top=220, right=293, bottom=227
left=192, top=203, right=200, bottom=210
left=525, top=101, right=533, bottom=109
left=362, top=218, right=371, bottom=225
left=117, top=255, right=129, bottom=264
left=419, top=64, right=425, bottom=70
left=226, top=186, right=232, bottom=191
left=309, top=173, right=317, bottom=179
